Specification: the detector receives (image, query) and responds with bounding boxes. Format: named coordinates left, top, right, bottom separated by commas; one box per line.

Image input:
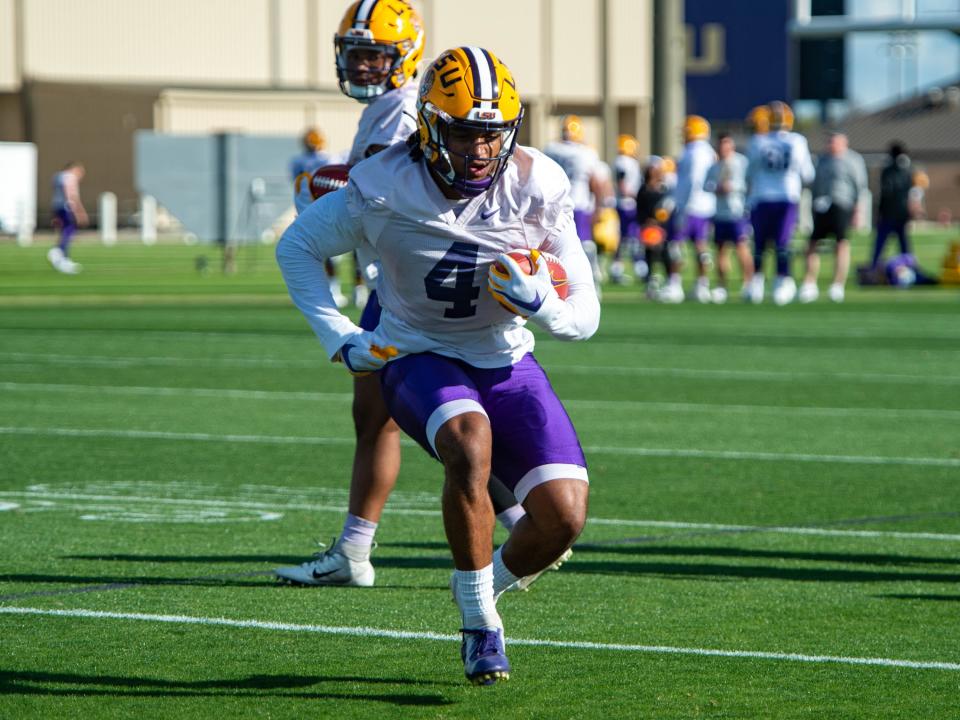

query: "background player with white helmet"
left=745, top=101, right=815, bottom=305
left=277, top=46, right=599, bottom=686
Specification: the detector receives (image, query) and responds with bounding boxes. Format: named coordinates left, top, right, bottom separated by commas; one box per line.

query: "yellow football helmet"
left=768, top=101, right=794, bottom=131
left=746, top=105, right=770, bottom=135
left=618, top=134, right=639, bottom=157
left=561, top=115, right=585, bottom=143
left=303, top=128, right=325, bottom=152
left=683, top=115, right=710, bottom=143
left=416, top=46, right=524, bottom=197
left=335, top=0, right=425, bottom=102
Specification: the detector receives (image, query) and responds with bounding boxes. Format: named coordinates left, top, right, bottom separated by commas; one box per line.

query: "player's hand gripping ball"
left=488, top=249, right=568, bottom=317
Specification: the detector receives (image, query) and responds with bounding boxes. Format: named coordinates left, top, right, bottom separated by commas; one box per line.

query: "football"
left=309, top=164, right=351, bottom=200
left=493, top=250, right=569, bottom=300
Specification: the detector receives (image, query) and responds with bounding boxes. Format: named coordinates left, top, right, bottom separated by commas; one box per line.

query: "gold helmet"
left=303, top=128, right=325, bottom=152
left=335, top=0, right=425, bottom=103
left=561, top=115, right=585, bottom=143
left=746, top=105, right=771, bottom=135
left=768, top=100, right=794, bottom=131
left=683, top=115, right=710, bottom=143
left=618, top=134, right=639, bottom=157
left=416, top=46, right=524, bottom=197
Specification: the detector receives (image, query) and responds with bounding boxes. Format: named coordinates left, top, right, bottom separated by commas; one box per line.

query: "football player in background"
left=609, top=134, right=642, bottom=284
left=745, top=100, right=814, bottom=305
left=799, top=132, right=867, bottom=303
left=634, top=159, right=673, bottom=299
left=662, top=115, right=716, bottom=303
left=290, top=128, right=347, bottom=306
left=47, top=161, right=88, bottom=274
left=543, top=114, right=612, bottom=292
left=277, top=46, right=599, bottom=685
left=704, top=132, right=753, bottom=303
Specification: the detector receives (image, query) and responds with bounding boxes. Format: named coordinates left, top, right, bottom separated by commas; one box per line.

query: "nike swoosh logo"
left=312, top=569, right=341, bottom=579
left=480, top=207, right=499, bottom=220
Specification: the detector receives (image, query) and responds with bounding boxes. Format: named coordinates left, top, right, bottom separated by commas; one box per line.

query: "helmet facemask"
left=335, top=36, right=409, bottom=102
left=419, top=102, right=523, bottom=198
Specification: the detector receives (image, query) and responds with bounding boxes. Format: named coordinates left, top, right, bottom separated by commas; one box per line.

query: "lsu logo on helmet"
left=416, top=46, right=524, bottom=197
left=335, top=0, right=425, bottom=102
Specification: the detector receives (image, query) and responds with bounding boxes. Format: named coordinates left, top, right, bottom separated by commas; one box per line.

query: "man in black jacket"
left=870, top=142, right=920, bottom=269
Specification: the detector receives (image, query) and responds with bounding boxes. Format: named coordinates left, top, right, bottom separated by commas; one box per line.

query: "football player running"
left=277, top=47, right=599, bottom=685
left=662, top=115, right=717, bottom=303
left=745, top=101, right=814, bottom=305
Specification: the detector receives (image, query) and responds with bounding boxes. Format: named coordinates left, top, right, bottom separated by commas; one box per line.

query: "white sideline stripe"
left=2, top=351, right=958, bottom=386
left=2, top=426, right=957, bottom=468
left=3, top=381, right=958, bottom=421
left=3, top=490, right=960, bottom=542
left=2, top=606, right=957, bottom=672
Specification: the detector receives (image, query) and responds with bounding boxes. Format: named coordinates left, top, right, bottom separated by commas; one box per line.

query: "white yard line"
left=1, top=606, right=957, bottom=672
left=2, top=489, right=959, bottom=542
left=2, top=425, right=956, bottom=468
left=3, top=381, right=958, bottom=420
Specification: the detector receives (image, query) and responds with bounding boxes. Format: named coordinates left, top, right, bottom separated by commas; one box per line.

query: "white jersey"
left=277, top=144, right=600, bottom=368
left=746, top=130, right=815, bottom=205
left=673, top=139, right=716, bottom=219
left=614, top=154, right=641, bottom=210
left=542, top=140, right=601, bottom=213
left=348, top=82, right=419, bottom=165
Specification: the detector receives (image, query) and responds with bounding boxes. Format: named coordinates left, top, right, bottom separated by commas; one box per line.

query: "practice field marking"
left=2, top=425, right=957, bottom=469
left=3, top=351, right=960, bottom=386
left=2, top=606, right=958, bottom=672
left=4, top=381, right=959, bottom=421
left=4, top=486, right=960, bottom=542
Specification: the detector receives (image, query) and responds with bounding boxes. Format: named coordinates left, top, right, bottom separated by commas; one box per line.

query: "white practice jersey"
left=348, top=82, right=419, bottom=165
left=673, top=139, right=717, bottom=219
left=542, top=140, right=601, bottom=213
left=746, top=130, right=815, bottom=205
left=614, top=154, right=641, bottom=210
left=277, top=144, right=600, bottom=368
left=704, top=152, right=748, bottom=221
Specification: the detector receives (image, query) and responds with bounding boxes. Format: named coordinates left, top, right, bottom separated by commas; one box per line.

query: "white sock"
left=492, top=546, right=522, bottom=597
left=669, top=273, right=682, bottom=287
left=496, top=504, right=526, bottom=532
left=338, top=513, right=377, bottom=560
left=453, top=565, right=502, bottom=630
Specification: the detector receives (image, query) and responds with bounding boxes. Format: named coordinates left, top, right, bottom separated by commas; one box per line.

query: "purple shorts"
left=380, top=353, right=588, bottom=502
left=358, top=289, right=381, bottom=331
left=713, top=219, right=749, bottom=245
left=669, top=214, right=710, bottom=245
left=573, top=210, right=594, bottom=243
left=751, top=201, right=798, bottom=250
left=617, top=206, right=638, bottom=240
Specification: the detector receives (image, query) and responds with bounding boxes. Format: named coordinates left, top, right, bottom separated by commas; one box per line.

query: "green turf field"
left=1, top=233, right=958, bottom=718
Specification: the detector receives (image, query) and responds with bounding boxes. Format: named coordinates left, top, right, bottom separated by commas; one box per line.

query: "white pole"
left=99, top=192, right=117, bottom=246
left=140, top=194, right=157, bottom=245
left=15, top=198, right=34, bottom=247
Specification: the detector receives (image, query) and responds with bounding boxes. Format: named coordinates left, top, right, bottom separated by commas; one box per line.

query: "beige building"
left=0, top=0, right=654, bottom=222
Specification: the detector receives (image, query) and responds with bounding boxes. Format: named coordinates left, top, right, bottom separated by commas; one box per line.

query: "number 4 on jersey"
left=424, top=241, right=480, bottom=318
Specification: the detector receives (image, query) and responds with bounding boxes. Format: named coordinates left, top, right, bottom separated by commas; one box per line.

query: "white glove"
left=334, top=329, right=399, bottom=376
left=487, top=249, right=558, bottom=318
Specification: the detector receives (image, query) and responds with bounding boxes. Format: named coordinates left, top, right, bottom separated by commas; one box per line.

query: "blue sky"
left=846, top=0, right=960, bottom=108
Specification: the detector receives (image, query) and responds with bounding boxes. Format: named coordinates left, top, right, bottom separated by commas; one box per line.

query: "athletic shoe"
left=352, top=284, right=369, bottom=310
left=274, top=538, right=375, bottom=587
left=711, top=287, right=728, bottom=304
left=46, top=247, right=64, bottom=269
left=748, top=274, right=765, bottom=304
left=772, top=276, right=796, bottom=306
left=798, top=282, right=819, bottom=304
left=828, top=283, right=845, bottom=303
left=514, top=548, right=574, bottom=592
left=659, top=282, right=684, bottom=304
left=609, top=259, right=626, bottom=284
left=633, top=259, right=649, bottom=282
left=461, top=628, right=510, bottom=685
left=694, top=282, right=712, bottom=304
left=58, top=258, right=82, bottom=275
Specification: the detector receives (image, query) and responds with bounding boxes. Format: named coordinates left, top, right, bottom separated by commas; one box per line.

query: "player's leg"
left=689, top=216, right=712, bottom=303
left=748, top=205, right=770, bottom=302
left=894, top=220, right=912, bottom=256
left=325, top=256, right=347, bottom=308
left=772, top=201, right=799, bottom=305
left=351, top=251, right=369, bottom=309
left=801, top=209, right=828, bottom=303
left=830, top=238, right=851, bottom=303
left=871, top=220, right=892, bottom=269
left=734, top=220, right=754, bottom=298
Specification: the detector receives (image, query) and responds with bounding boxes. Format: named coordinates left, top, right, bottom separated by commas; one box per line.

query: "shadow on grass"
left=61, top=552, right=454, bottom=571
left=874, top=593, right=960, bottom=602
left=0, top=670, right=455, bottom=705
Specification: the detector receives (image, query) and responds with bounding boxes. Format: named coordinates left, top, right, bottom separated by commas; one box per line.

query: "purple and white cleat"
left=460, top=628, right=511, bottom=686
